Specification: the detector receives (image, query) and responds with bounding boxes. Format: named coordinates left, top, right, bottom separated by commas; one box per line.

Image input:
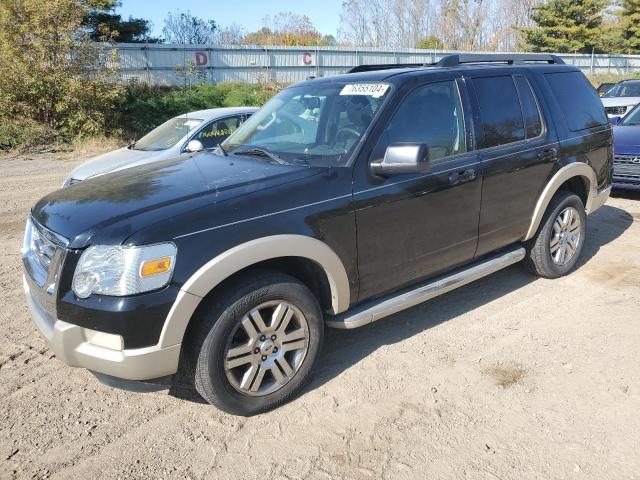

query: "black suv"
left=23, top=54, right=612, bottom=415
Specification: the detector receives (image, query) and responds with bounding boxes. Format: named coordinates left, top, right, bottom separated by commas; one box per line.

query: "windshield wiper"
left=215, top=144, right=228, bottom=156
left=127, top=141, right=137, bottom=150
left=233, top=147, right=287, bottom=165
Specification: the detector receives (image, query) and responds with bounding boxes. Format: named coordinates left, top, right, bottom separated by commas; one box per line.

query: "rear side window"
left=472, top=76, right=525, bottom=148
left=545, top=72, right=607, bottom=131
left=514, top=76, right=543, bottom=139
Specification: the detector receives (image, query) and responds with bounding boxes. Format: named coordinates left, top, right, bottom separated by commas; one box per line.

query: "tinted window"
left=545, top=72, right=607, bottom=131
left=602, top=80, right=640, bottom=98
left=195, top=115, right=246, bottom=149
left=473, top=76, right=525, bottom=148
left=378, top=81, right=466, bottom=161
left=514, top=76, right=543, bottom=139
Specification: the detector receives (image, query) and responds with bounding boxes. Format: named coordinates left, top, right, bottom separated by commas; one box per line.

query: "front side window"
left=195, top=115, right=246, bottom=149
left=133, top=117, right=203, bottom=151
left=223, top=83, right=390, bottom=166
left=473, top=76, right=525, bottom=148
left=375, top=80, right=466, bottom=162
left=603, top=81, right=640, bottom=98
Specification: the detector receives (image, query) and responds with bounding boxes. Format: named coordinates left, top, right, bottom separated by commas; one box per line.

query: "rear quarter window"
left=545, top=71, right=607, bottom=132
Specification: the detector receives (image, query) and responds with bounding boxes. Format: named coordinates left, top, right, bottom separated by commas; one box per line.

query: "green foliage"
left=82, top=1, right=163, bottom=43
left=621, top=0, right=640, bottom=53
left=417, top=35, right=445, bottom=50
left=108, top=82, right=280, bottom=141
left=522, top=0, right=608, bottom=53
left=0, top=0, right=124, bottom=150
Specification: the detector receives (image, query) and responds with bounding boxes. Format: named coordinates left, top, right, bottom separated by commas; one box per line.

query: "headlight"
left=72, top=242, right=177, bottom=298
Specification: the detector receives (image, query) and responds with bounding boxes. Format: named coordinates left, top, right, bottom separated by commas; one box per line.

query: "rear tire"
left=523, top=191, right=587, bottom=278
left=183, top=270, right=324, bottom=416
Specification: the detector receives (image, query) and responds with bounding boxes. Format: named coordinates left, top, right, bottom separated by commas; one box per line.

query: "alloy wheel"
left=223, top=300, right=310, bottom=396
left=549, top=206, right=582, bottom=266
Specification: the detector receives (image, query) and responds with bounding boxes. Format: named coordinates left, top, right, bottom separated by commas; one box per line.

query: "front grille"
left=22, top=218, right=68, bottom=290
left=613, top=154, right=640, bottom=181
left=605, top=105, right=628, bottom=116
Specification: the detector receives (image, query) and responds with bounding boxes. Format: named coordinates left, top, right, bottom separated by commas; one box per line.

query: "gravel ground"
left=1, top=154, right=639, bottom=480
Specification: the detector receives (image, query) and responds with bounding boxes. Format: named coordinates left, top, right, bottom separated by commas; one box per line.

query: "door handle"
left=449, top=168, right=477, bottom=186
left=537, top=147, right=558, bottom=162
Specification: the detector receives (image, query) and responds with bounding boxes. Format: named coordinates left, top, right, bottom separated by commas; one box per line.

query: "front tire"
left=185, top=270, right=324, bottom=416
left=523, top=191, right=587, bottom=278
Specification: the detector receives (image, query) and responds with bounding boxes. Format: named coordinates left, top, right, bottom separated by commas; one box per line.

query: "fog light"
left=84, top=329, right=124, bottom=351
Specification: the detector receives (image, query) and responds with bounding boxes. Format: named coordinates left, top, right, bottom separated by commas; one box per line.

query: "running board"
left=326, top=246, right=526, bottom=329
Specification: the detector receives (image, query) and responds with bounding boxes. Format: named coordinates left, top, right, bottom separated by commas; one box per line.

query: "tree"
left=621, top=0, right=640, bottom=52
left=435, top=0, right=491, bottom=51
left=417, top=35, right=445, bottom=49
left=521, top=0, right=608, bottom=53
left=0, top=0, right=123, bottom=148
left=216, top=23, right=246, bottom=45
left=163, top=10, right=217, bottom=44
left=243, top=12, right=327, bottom=46
left=486, top=0, right=542, bottom=51
left=83, top=1, right=162, bottom=43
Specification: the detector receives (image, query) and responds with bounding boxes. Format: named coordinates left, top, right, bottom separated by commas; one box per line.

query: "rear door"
left=466, top=72, right=560, bottom=257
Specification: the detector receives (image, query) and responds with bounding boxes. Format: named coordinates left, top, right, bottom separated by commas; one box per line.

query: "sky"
left=118, top=0, right=344, bottom=38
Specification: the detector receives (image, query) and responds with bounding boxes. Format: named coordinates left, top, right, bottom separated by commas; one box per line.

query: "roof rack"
left=347, top=63, right=431, bottom=73
left=435, top=53, right=565, bottom=67
left=346, top=54, right=565, bottom=74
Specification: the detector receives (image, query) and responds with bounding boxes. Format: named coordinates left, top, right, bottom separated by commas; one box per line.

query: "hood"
left=68, top=147, right=174, bottom=181
left=33, top=153, right=325, bottom=248
left=601, top=97, right=640, bottom=108
left=613, top=124, right=640, bottom=153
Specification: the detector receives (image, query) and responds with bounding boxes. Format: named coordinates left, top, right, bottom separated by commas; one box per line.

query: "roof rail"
left=436, top=53, right=565, bottom=67
left=347, top=63, right=431, bottom=73
left=346, top=54, right=565, bottom=74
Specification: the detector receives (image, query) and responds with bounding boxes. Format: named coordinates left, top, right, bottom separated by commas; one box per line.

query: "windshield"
left=620, top=104, right=640, bottom=125
left=603, top=81, right=640, bottom=98
left=134, top=117, right=203, bottom=151
left=222, top=82, right=390, bottom=166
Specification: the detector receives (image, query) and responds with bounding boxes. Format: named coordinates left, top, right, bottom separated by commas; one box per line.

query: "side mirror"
left=185, top=139, right=204, bottom=153
left=371, top=143, right=430, bottom=176
left=609, top=116, right=622, bottom=125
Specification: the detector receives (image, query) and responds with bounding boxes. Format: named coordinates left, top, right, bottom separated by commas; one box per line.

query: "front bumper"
left=24, top=276, right=181, bottom=381
left=613, top=181, right=640, bottom=191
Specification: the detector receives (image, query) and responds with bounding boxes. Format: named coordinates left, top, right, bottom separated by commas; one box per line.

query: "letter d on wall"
left=195, top=52, right=208, bottom=67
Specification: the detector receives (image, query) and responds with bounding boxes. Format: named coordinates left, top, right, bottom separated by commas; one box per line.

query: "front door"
left=353, top=78, right=482, bottom=302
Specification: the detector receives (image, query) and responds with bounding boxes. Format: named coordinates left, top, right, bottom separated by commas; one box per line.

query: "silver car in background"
left=63, top=106, right=258, bottom=186
left=601, top=80, right=640, bottom=119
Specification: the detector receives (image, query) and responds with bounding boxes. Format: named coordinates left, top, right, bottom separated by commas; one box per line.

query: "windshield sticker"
left=340, top=83, right=389, bottom=98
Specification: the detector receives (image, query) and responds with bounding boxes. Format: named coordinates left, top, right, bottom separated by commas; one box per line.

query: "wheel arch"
left=158, top=235, right=350, bottom=348
left=524, top=162, right=598, bottom=241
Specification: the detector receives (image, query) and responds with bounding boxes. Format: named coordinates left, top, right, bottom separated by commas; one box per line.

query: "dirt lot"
left=1, top=153, right=639, bottom=480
